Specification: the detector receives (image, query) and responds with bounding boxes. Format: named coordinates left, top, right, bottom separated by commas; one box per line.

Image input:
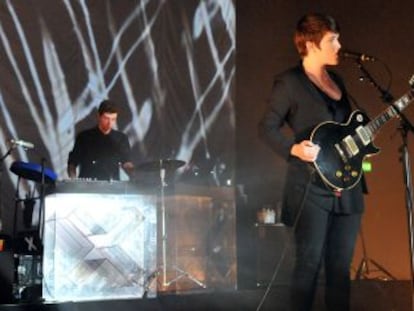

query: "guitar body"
left=311, top=110, right=380, bottom=190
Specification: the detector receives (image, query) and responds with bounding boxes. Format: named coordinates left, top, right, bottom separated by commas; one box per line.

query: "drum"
left=10, top=161, right=57, bottom=184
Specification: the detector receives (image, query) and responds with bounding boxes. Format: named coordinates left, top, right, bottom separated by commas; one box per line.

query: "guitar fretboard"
left=365, top=89, right=414, bottom=137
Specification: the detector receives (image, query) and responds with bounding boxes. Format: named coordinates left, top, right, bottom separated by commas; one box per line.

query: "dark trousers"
left=290, top=191, right=362, bottom=311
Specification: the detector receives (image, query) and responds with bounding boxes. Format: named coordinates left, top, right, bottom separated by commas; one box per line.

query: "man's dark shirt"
left=68, top=127, right=131, bottom=180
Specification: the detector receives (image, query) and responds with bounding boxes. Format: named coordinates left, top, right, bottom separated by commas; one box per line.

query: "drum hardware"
left=0, top=144, right=15, bottom=301
left=10, top=161, right=57, bottom=185
left=10, top=160, right=57, bottom=240
left=2, top=139, right=56, bottom=302
left=9, top=160, right=56, bottom=301
left=137, top=159, right=206, bottom=290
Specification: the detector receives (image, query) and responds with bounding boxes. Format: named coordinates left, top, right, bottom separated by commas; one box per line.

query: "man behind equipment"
left=67, top=100, right=134, bottom=180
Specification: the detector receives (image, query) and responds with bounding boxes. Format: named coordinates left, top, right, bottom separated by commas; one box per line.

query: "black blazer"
left=259, top=64, right=365, bottom=226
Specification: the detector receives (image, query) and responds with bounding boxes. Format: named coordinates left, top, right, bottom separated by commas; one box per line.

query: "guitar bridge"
left=334, top=143, right=348, bottom=163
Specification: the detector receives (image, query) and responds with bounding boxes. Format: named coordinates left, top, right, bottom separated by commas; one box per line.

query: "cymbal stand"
left=38, top=158, right=46, bottom=240
left=157, top=160, right=206, bottom=290
left=160, top=166, right=167, bottom=287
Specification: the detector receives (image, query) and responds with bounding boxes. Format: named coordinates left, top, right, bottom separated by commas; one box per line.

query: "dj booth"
left=40, top=180, right=236, bottom=303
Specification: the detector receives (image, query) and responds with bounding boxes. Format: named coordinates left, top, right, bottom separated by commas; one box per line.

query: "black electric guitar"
left=311, top=75, right=414, bottom=191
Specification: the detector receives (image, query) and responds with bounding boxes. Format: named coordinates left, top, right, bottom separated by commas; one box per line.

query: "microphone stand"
left=356, top=60, right=414, bottom=306
left=396, top=111, right=414, bottom=311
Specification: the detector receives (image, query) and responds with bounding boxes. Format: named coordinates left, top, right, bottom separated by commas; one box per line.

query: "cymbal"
left=137, top=159, right=185, bottom=171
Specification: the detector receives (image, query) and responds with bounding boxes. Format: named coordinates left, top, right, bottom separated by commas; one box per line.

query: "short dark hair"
left=98, top=99, right=119, bottom=115
left=294, top=13, right=340, bottom=58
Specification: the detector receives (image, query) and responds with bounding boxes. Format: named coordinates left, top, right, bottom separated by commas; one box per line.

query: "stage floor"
left=0, top=281, right=411, bottom=311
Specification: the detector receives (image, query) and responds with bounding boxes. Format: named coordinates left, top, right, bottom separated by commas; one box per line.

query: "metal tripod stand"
left=139, top=159, right=206, bottom=291
left=157, top=161, right=206, bottom=290
left=355, top=226, right=396, bottom=280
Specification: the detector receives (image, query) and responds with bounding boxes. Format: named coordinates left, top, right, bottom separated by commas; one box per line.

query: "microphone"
left=340, top=50, right=376, bottom=62
left=10, top=139, right=35, bottom=149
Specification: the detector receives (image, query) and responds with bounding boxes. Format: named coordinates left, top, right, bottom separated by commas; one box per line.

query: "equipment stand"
left=157, top=160, right=206, bottom=290
left=399, top=124, right=414, bottom=311
left=356, top=62, right=414, bottom=309
left=355, top=226, right=396, bottom=280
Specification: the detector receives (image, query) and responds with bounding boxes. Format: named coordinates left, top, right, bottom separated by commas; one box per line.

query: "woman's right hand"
left=290, top=140, right=320, bottom=162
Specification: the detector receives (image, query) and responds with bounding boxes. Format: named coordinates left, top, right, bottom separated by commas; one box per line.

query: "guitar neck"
left=366, top=89, right=414, bottom=137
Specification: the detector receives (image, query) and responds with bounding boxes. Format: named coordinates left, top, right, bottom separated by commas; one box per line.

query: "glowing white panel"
left=42, top=191, right=157, bottom=302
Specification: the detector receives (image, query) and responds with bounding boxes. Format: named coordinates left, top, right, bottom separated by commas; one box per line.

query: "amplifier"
left=255, top=223, right=294, bottom=287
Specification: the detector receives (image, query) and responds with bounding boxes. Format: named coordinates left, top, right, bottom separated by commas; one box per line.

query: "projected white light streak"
left=0, top=1, right=235, bottom=231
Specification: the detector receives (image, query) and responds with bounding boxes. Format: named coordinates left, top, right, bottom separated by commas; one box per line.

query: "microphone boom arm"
left=356, top=60, right=414, bottom=133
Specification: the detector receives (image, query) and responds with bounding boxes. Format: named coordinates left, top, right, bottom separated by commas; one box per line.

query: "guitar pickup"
left=355, top=126, right=371, bottom=146
left=342, top=135, right=359, bottom=157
